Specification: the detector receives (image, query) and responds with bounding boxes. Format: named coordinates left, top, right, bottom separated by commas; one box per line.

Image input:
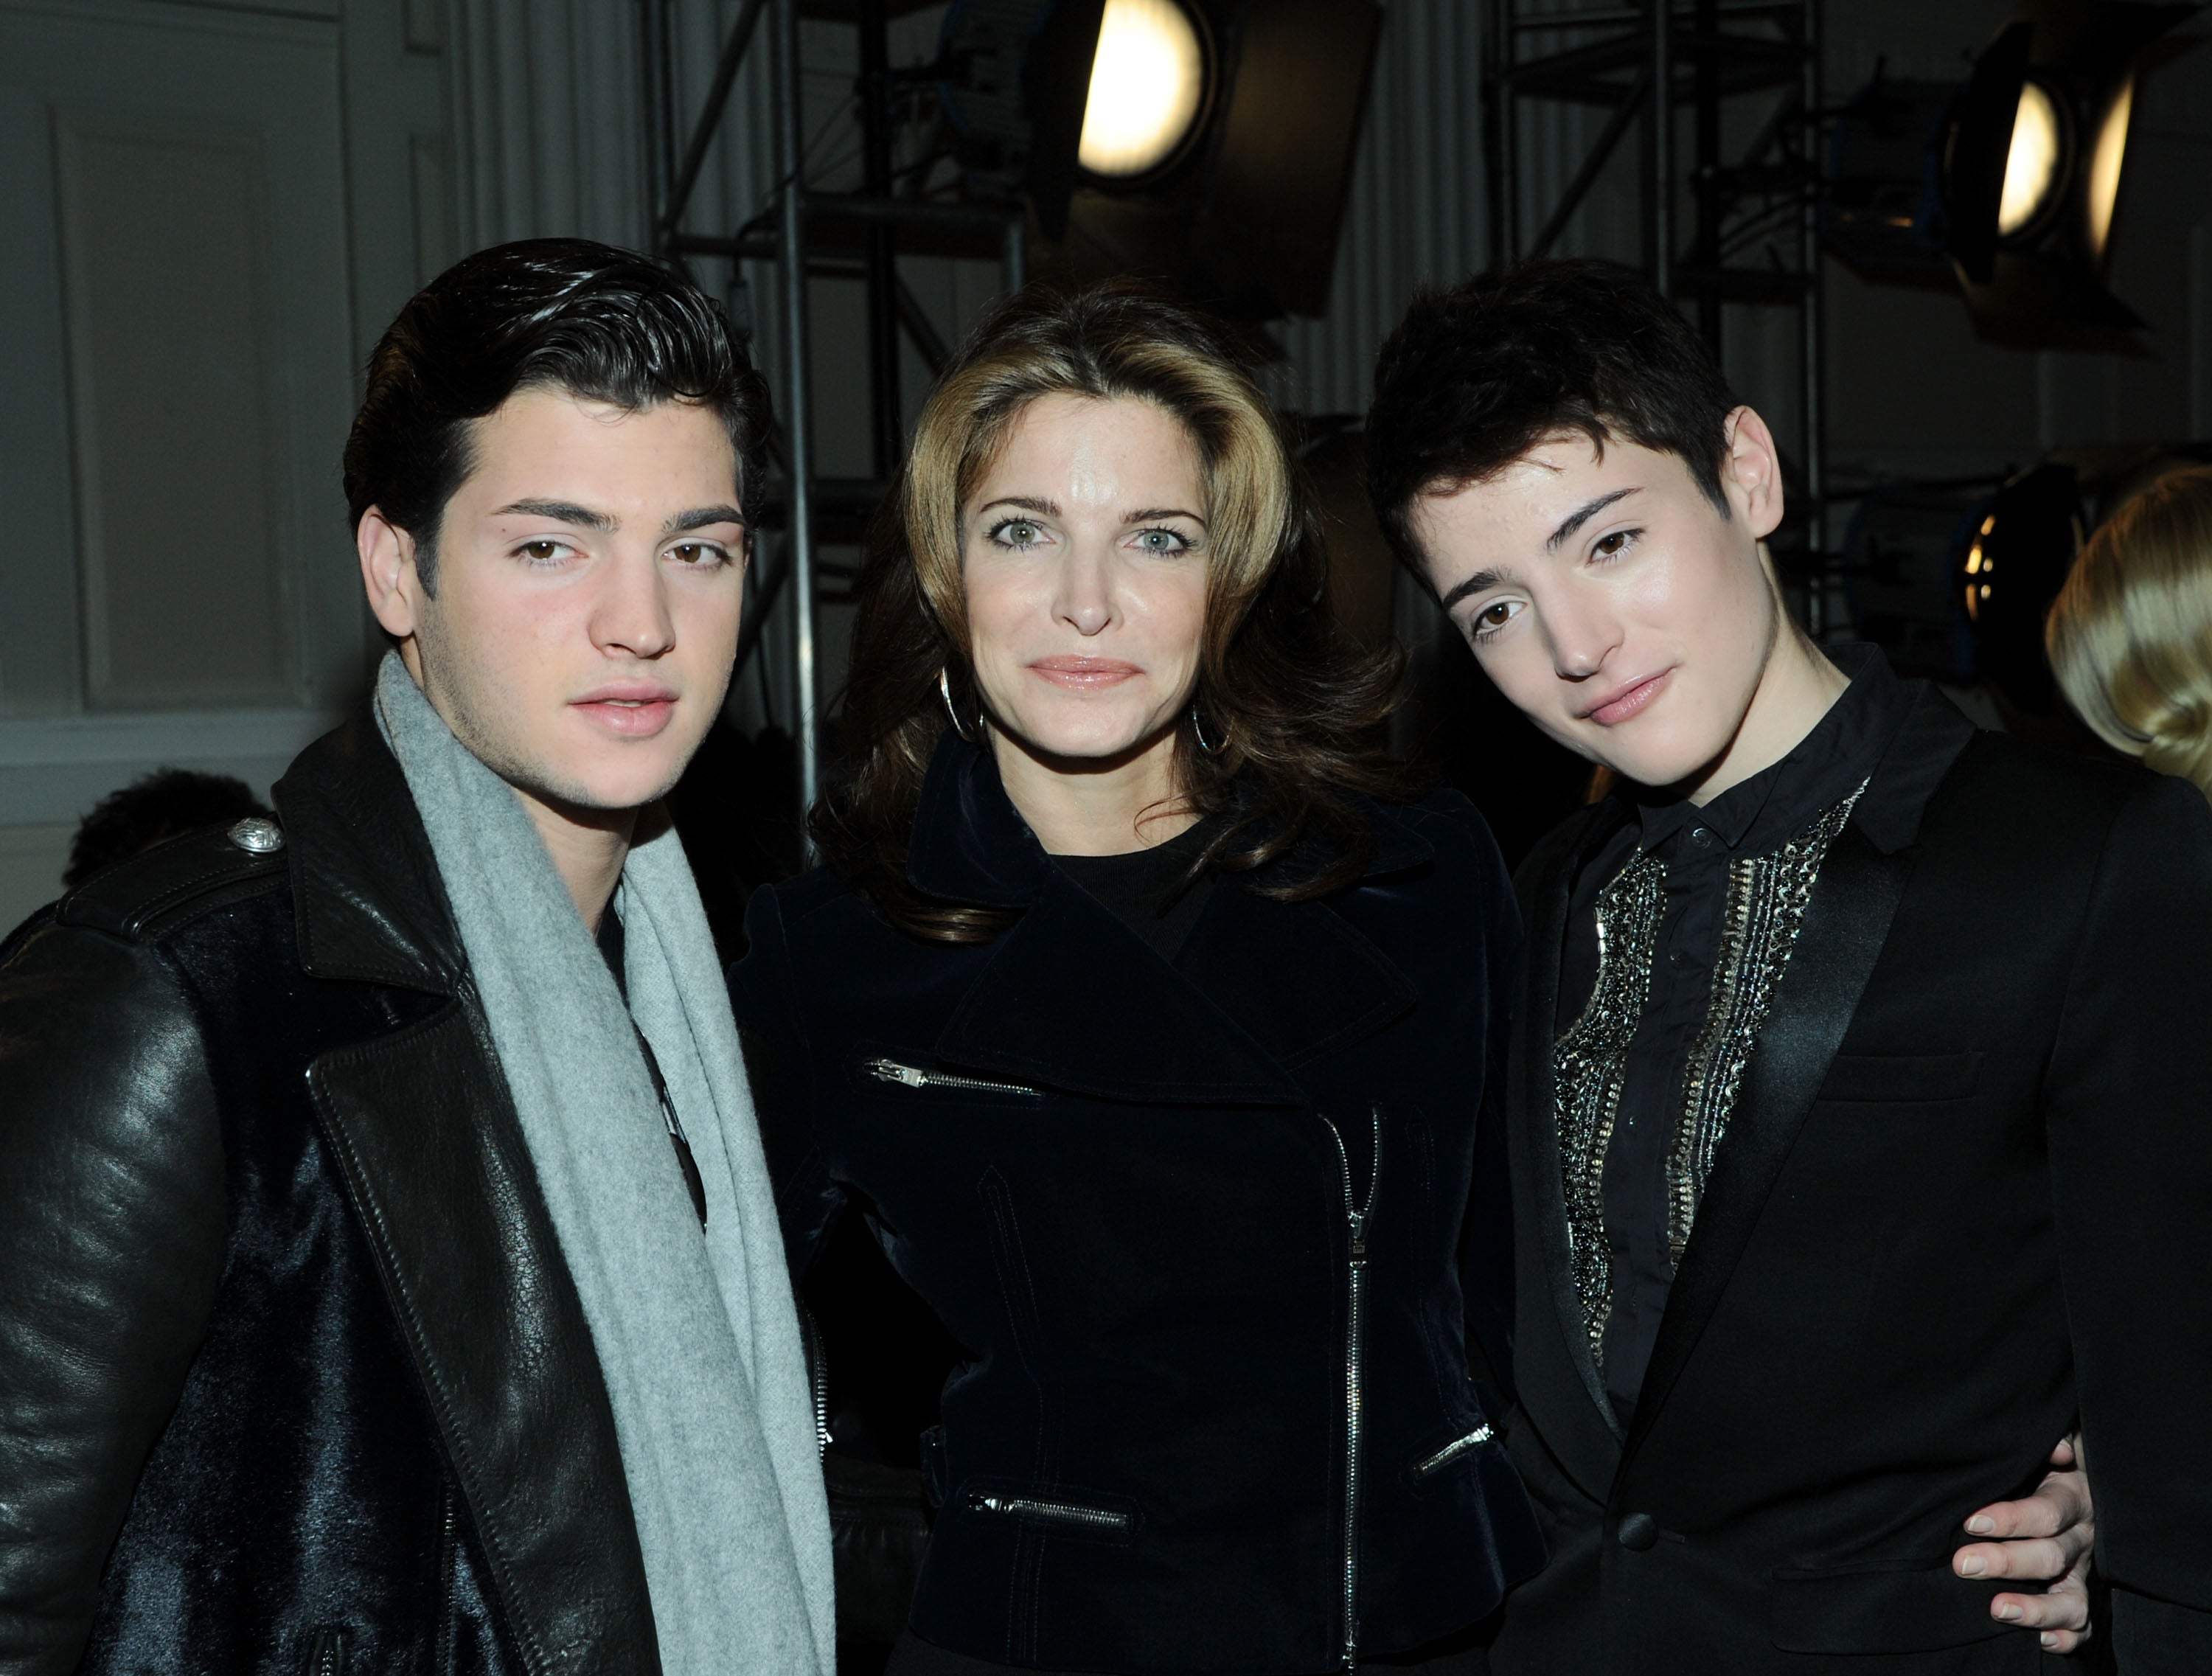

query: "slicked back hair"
left=342, top=237, right=771, bottom=590
left=1366, top=257, right=1739, bottom=576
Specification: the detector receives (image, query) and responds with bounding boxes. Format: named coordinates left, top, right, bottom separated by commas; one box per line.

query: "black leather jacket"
left=0, top=717, right=658, bottom=1676
left=728, top=738, right=1546, bottom=1674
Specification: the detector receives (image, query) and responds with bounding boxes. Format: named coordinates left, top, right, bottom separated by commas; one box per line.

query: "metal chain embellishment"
left=1553, top=851, right=1668, bottom=1371
left=1666, top=780, right=1868, bottom=1262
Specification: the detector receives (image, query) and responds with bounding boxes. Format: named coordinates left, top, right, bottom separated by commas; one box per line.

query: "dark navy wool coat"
left=729, top=738, right=1545, bottom=1674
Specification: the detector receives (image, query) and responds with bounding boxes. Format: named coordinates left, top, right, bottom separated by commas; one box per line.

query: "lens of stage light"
left=1078, top=0, right=1206, bottom=178
left=1997, top=80, right=2062, bottom=237
left=2088, top=78, right=2134, bottom=257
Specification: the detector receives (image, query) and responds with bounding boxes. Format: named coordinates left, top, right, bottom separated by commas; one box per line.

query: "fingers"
left=2048, top=1433, right=2079, bottom=1472
left=1955, top=1535, right=2073, bottom=1581
left=1991, top=1574, right=2092, bottom=1655
left=1962, top=1469, right=2093, bottom=1545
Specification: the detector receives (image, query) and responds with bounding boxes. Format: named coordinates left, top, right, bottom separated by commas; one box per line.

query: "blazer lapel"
left=1621, top=687, right=1978, bottom=1464
left=1510, top=802, right=1633, bottom=1495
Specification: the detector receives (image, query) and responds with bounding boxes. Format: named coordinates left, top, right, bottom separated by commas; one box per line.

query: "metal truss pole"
left=773, top=0, right=821, bottom=830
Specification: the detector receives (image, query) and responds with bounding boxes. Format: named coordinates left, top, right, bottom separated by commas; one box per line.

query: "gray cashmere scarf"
left=375, top=654, right=833, bottom=1676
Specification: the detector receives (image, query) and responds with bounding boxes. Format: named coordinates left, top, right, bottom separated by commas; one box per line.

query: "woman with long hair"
left=728, top=280, right=1542, bottom=1674
left=2047, top=464, right=2212, bottom=798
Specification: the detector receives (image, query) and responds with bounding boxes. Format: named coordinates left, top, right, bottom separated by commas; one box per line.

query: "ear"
left=1719, top=406, right=1785, bottom=540
left=358, top=510, right=424, bottom=641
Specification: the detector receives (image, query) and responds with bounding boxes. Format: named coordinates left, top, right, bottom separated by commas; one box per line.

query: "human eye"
left=987, top=518, right=1047, bottom=551
left=1590, top=526, right=1642, bottom=563
left=1130, top=526, right=1193, bottom=556
left=512, top=538, right=577, bottom=568
left=1467, top=597, right=1523, bottom=644
left=666, top=539, right=734, bottom=569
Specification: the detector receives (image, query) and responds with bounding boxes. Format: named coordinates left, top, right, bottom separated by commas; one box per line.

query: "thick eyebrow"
left=1123, top=506, right=1206, bottom=526
left=664, top=504, right=745, bottom=535
left=1546, top=487, right=1640, bottom=552
left=490, top=498, right=616, bottom=531
left=978, top=496, right=1062, bottom=518
left=1437, top=566, right=1517, bottom=614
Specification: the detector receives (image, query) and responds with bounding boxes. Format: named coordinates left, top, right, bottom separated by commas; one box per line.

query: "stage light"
left=1823, top=1, right=2191, bottom=349
left=2087, top=77, right=2134, bottom=254
left=1997, top=80, right=2064, bottom=237
left=1078, top=0, right=1206, bottom=178
left=937, top=0, right=1380, bottom=321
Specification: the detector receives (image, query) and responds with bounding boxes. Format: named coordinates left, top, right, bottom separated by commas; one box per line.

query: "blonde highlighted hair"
left=2046, top=465, right=2212, bottom=798
left=815, top=279, right=1411, bottom=942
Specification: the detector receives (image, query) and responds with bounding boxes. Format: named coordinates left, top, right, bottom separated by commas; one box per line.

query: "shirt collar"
left=1632, top=644, right=1905, bottom=857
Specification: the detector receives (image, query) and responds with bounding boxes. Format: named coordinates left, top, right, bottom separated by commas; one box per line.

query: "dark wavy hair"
left=1366, top=257, right=1738, bottom=574
left=815, top=279, right=1415, bottom=944
left=342, top=237, right=772, bottom=589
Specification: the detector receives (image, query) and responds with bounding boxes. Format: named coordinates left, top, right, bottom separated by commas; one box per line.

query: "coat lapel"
left=309, top=1010, right=658, bottom=1676
left=911, top=733, right=1425, bottom=1107
left=1621, top=687, right=1978, bottom=1464
left=277, top=720, right=657, bottom=1676
left=1509, top=802, right=1633, bottom=1494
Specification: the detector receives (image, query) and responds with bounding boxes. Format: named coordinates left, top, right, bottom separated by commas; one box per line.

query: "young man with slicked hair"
left=0, top=240, right=832, bottom=1676
left=1367, top=258, right=2212, bottom=1673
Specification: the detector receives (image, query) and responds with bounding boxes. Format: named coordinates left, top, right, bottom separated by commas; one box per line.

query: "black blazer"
left=1489, top=684, right=2212, bottom=1674
left=0, top=717, right=656, bottom=1676
left=728, top=737, right=1544, bottom=1673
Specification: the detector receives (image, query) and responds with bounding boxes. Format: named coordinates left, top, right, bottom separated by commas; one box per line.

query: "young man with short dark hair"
left=1368, top=258, right=2212, bottom=1672
left=0, top=240, right=832, bottom=1675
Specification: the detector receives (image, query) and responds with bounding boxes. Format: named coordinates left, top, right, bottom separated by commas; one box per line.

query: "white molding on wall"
left=0, top=708, right=341, bottom=825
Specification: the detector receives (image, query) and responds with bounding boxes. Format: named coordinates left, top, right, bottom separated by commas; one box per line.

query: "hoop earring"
left=1191, top=700, right=1225, bottom=756
left=939, top=667, right=976, bottom=744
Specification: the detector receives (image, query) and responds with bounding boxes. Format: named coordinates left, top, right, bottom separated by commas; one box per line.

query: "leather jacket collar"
left=274, top=711, right=465, bottom=997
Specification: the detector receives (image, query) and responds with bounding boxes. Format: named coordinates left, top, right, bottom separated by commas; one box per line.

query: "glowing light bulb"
left=1997, top=80, right=2063, bottom=237
left=1078, top=0, right=1206, bottom=178
left=2088, top=79, right=2134, bottom=257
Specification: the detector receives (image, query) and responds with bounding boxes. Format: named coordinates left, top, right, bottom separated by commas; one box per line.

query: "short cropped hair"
left=1366, top=257, right=1739, bottom=570
left=342, top=237, right=771, bottom=590
left=2047, top=465, right=2212, bottom=799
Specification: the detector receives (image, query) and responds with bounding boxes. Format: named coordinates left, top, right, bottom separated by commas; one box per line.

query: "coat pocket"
left=1816, top=1051, right=1983, bottom=1105
left=1412, top=1422, right=1497, bottom=1481
left=1769, top=1555, right=2011, bottom=1654
left=961, top=1481, right=1142, bottom=1544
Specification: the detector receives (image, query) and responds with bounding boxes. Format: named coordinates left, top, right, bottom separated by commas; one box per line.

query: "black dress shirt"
left=1559, top=644, right=1910, bottom=1422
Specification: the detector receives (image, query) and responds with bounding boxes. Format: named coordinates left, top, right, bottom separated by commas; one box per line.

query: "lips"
left=1578, top=669, right=1671, bottom=726
left=1028, top=656, right=1141, bottom=689
left=572, top=681, right=679, bottom=739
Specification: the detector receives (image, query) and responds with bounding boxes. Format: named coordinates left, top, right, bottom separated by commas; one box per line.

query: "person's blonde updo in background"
left=2046, top=465, right=2212, bottom=799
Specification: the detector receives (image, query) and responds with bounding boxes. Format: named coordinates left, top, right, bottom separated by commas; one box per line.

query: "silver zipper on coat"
left=864, top=1057, right=1039, bottom=1098
left=967, top=1490, right=1135, bottom=1532
left=1321, top=1105, right=1382, bottom=1672
left=1414, top=1423, right=1495, bottom=1478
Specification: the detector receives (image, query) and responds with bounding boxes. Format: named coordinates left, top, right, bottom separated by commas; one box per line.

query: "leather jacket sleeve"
left=0, top=920, right=229, bottom=1675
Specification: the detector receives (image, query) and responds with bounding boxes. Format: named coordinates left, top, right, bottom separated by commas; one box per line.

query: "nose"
left=591, top=546, right=677, bottom=660
left=1053, top=537, right=1116, bottom=637
left=1543, top=585, right=1622, bottom=683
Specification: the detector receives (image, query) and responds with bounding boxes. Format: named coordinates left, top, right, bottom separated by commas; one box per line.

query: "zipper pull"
left=1349, top=1215, right=1368, bottom=1267
left=866, top=1058, right=928, bottom=1088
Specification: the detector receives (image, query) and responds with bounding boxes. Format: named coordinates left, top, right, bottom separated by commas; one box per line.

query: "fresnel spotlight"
left=1824, top=0, right=2194, bottom=347
left=937, top=0, right=1381, bottom=320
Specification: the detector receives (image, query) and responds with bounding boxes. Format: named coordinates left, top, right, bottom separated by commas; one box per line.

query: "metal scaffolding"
left=1484, top=0, right=1832, bottom=624
left=639, top=0, right=1027, bottom=833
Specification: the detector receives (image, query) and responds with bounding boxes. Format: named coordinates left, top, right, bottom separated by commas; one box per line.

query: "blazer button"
left=1617, top=1512, right=1659, bottom=1551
